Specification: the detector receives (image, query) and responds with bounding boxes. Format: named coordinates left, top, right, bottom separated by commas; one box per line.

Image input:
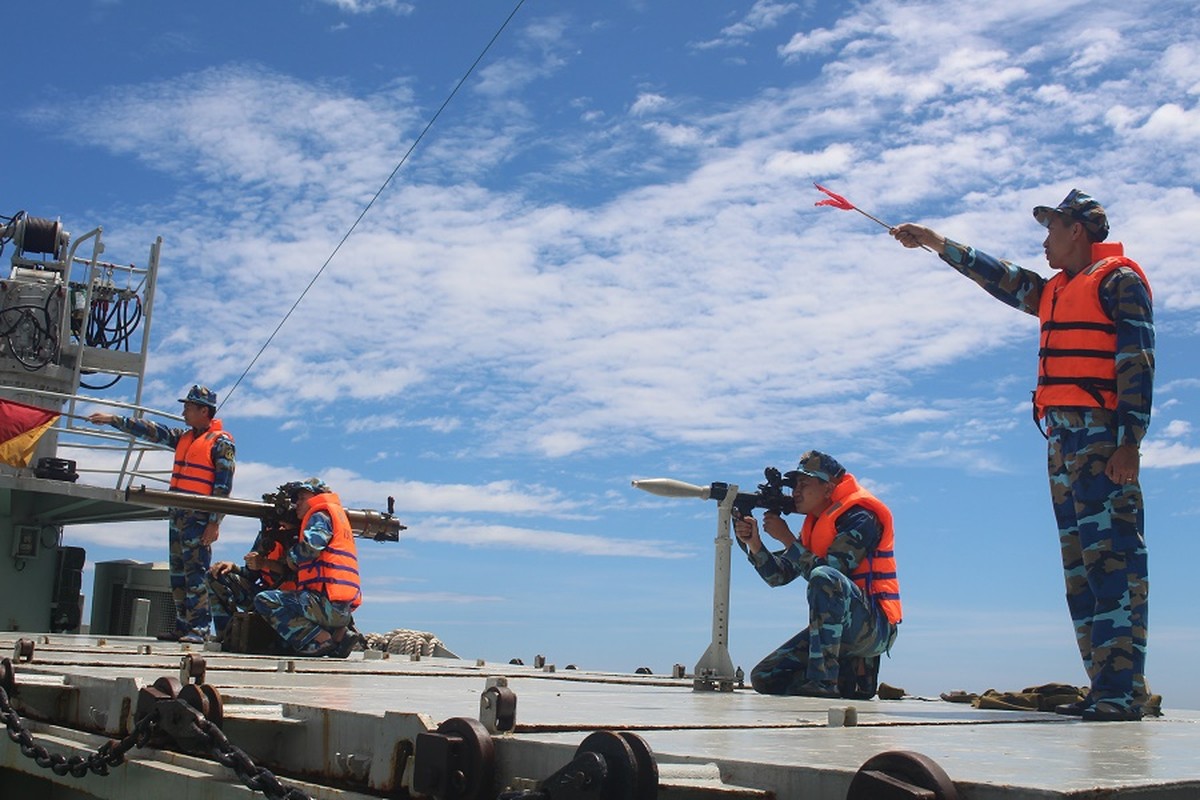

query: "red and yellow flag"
left=0, top=397, right=61, bottom=468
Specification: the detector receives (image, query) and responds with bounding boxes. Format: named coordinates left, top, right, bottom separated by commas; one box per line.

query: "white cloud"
left=1159, top=42, right=1200, bottom=95
left=642, top=121, right=704, bottom=147
left=536, top=431, right=592, bottom=458
left=630, top=92, right=668, bottom=116
left=407, top=519, right=696, bottom=558
left=1144, top=418, right=1200, bottom=468
left=779, top=21, right=860, bottom=59
left=1160, top=419, right=1193, bottom=438
left=883, top=407, right=951, bottom=425
left=1144, top=441, right=1200, bottom=469
left=28, top=65, right=419, bottom=194
left=765, top=143, right=857, bottom=177
left=936, top=48, right=1027, bottom=93
left=1137, top=103, right=1200, bottom=142
left=693, top=1, right=799, bottom=49
left=23, top=0, right=1200, bottom=479
left=1066, top=26, right=1125, bottom=76
left=317, top=0, right=415, bottom=15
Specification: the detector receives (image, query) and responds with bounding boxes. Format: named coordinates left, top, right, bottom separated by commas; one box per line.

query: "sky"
left=5, top=0, right=1200, bottom=709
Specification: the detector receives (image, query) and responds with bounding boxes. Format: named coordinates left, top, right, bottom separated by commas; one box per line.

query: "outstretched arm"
left=87, top=412, right=183, bottom=447
left=893, top=222, right=1046, bottom=315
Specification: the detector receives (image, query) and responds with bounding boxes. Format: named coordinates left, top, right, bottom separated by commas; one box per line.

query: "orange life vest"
left=295, top=493, right=361, bottom=609
left=168, top=419, right=232, bottom=495
left=1034, top=243, right=1151, bottom=418
left=799, top=474, right=902, bottom=625
left=259, top=539, right=297, bottom=591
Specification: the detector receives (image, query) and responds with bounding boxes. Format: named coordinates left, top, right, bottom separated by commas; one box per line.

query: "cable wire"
left=219, top=0, right=529, bottom=412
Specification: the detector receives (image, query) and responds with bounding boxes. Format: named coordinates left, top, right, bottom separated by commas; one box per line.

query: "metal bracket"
left=480, top=677, right=517, bottom=733
left=847, top=750, right=960, bottom=800
left=177, top=682, right=223, bottom=729
left=12, top=638, right=35, bottom=663
left=132, top=675, right=223, bottom=753
left=412, top=716, right=496, bottom=800
left=515, top=731, right=658, bottom=800
left=179, top=654, right=206, bottom=685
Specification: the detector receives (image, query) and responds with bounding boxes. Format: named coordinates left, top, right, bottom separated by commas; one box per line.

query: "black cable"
left=0, top=294, right=59, bottom=370
left=218, top=0, right=529, bottom=413
left=0, top=210, right=26, bottom=261
left=80, top=373, right=123, bottom=391
left=70, top=290, right=144, bottom=389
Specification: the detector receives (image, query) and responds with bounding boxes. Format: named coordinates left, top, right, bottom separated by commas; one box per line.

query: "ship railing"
left=17, top=385, right=177, bottom=490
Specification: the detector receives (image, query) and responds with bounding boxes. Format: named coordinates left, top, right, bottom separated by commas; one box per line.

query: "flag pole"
left=849, top=206, right=894, bottom=231
left=813, top=183, right=931, bottom=252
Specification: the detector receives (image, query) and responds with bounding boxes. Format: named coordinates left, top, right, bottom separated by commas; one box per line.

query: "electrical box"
left=89, top=560, right=175, bottom=637
left=11, top=526, right=39, bottom=559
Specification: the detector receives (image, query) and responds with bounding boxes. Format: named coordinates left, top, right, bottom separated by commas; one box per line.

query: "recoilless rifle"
left=124, top=484, right=406, bottom=542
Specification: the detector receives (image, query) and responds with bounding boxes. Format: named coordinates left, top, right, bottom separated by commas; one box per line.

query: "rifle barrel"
left=124, top=485, right=403, bottom=541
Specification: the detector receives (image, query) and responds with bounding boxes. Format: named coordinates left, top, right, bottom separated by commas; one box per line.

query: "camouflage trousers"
left=168, top=512, right=212, bottom=638
left=253, top=588, right=354, bottom=653
left=1046, top=409, right=1149, bottom=712
left=204, top=568, right=262, bottom=639
left=751, top=565, right=896, bottom=694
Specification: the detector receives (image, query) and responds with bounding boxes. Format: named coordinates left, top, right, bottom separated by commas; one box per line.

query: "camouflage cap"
left=784, top=450, right=846, bottom=485
left=178, top=384, right=217, bottom=409
left=281, top=477, right=331, bottom=499
left=1033, top=189, right=1109, bottom=242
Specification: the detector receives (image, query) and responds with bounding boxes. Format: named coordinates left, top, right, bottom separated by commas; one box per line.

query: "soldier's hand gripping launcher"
left=124, top=484, right=406, bottom=542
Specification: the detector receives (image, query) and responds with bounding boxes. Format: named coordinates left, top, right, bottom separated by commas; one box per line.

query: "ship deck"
left=1, top=632, right=1198, bottom=799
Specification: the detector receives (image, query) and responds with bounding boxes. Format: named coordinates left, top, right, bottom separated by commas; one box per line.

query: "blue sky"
left=7, top=1, right=1200, bottom=707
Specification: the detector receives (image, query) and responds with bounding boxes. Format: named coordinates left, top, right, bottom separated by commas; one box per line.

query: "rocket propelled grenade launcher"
left=125, top=484, right=405, bottom=542
left=632, top=467, right=795, bottom=518
left=632, top=468, right=796, bottom=688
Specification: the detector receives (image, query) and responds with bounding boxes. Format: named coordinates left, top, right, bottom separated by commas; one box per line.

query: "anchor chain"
left=0, top=657, right=312, bottom=799
left=1, top=675, right=157, bottom=777
left=193, top=716, right=313, bottom=800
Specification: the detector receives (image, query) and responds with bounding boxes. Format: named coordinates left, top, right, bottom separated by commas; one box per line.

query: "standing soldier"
left=892, top=189, right=1154, bottom=721
left=90, top=385, right=236, bottom=643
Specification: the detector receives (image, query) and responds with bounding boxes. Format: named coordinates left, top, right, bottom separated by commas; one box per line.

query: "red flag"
left=0, top=397, right=60, bottom=468
left=814, top=183, right=856, bottom=211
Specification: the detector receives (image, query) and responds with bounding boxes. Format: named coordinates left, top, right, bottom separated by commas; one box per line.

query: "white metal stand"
left=631, top=478, right=739, bottom=691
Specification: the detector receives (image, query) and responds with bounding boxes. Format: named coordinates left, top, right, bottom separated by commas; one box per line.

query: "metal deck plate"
left=3, top=632, right=1198, bottom=799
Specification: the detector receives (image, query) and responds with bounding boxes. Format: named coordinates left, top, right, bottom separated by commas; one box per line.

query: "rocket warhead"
left=630, top=478, right=711, bottom=500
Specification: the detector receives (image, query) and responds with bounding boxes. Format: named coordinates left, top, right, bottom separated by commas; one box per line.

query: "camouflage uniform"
left=204, top=529, right=292, bottom=638
left=253, top=496, right=353, bottom=653
left=108, top=412, right=235, bottom=641
left=739, top=451, right=899, bottom=695
left=938, top=198, right=1153, bottom=715
left=743, top=506, right=897, bottom=693
left=205, top=567, right=261, bottom=639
